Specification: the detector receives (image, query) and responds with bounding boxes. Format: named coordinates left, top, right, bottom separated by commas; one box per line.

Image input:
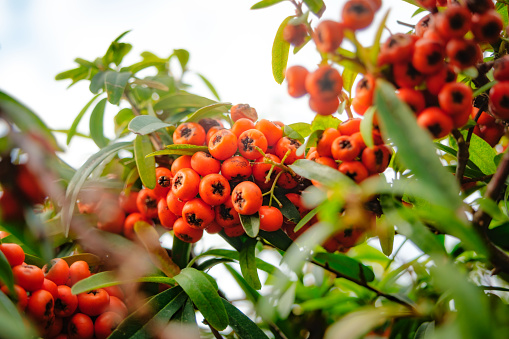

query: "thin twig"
left=452, top=129, right=469, bottom=185
left=396, top=21, right=415, bottom=29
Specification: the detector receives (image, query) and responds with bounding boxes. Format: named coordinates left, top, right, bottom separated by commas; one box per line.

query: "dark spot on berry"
left=241, top=136, right=254, bottom=152
left=219, top=204, right=234, bottom=221
left=44, top=299, right=54, bottom=317
left=158, top=175, right=171, bottom=188
left=317, top=70, right=338, bottom=93
left=374, top=148, right=384, bottom=165
left=345, top=170, right=358, bottom=181
left=454, top=45, right=477, bottom=66
left=180, top=126, right=192, bottom=138
left=55, top=298, right=67, bottom=312
left=186, top=213, right=203, bottom=227
left=234, top=191, right=245, bottom=209
left=406, top=63, right=422, bottom=80
left=451, top=91, right=465, bottom=104
left=482, top=22, right=501, bottom=38
left=448, top=13, right=466, bottom=31
left=145, top=196, right=157, bottom=209
left=179, top=233, right=193, bottom=242
left=344, top=228, right=353, bottom=237
left=339, top=140, right=353, bottom=150
left=211, top=181, right=225, bottom=196
left=427, top=51, right=442, bottom=66
left=348, top=3, right=370, bottom=15
left=212, top=134, right=223, bottom=145
left=500, top=95, right=509, bottom=108
left=428, top=123, right=443, bottom=138
left=174, top=174, right=183, bottom=189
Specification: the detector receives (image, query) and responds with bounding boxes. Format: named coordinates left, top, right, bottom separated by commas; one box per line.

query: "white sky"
left=0, top=0, right=417, bottom=167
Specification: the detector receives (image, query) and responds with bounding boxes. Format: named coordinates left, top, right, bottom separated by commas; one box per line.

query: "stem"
left=452, top=129, right=469, bottom=185
left=384, top=238, right=408, bottom=271
left=207, top=323, right=224, bottom=339
left=269, top=171, right=284, bottom=208
left=396, top=21, right=415, bottom=29
left=461, top=174, right=493, bottom=184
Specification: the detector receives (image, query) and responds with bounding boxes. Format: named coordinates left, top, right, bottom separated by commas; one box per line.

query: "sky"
left=0, top=0, right=418, bottom=167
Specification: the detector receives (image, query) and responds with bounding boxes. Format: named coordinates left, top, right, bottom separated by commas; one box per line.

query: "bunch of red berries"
left=0, top=239, right=127, bottom=339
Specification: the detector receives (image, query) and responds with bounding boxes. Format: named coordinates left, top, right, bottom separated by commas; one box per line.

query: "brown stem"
left=472, top=149, right=509, bottom=275
left=461, top=174, right=493, bottom=183
left=452, top=129, right=469, bottom=185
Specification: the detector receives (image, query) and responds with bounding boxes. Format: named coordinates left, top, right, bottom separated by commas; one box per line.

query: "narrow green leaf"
left=377, top=216, right=395, bottom=256
left=134, top=135, right=156, bottom=189
left=154, top=92, right=217, bottom=111
left=128, top=115, right=172, bottom=135
left=414, top=321, right=435, bottom=339
left=222, top=299, right=270, bottom=339
left=303, top=0, right=325, bottom=16
left=311, top=114, right=341, bottom=131
left=374, top=79, right=461, bottom=209
left=274, top=189, right=301, bottom=224
left=224, top=265, right=261, bottom=304
left=239, top=239, right=262, bottom=290
left=90, top=71, right=107, bottom=94
left=67, top=94, right=102, bottom=145
left=251, top=0, right=285, bottom=9
left=72, top=271, right=175, bottom=295
left=258, top=229, right=292, bottom=251
left=165, top=144, right=209, bottom=151
left=89, top=98, right=109, bottom=148
left=359, top=106, right=375, bottom=148
left=131, top=79, right=169, bottom=91
left=62, top=142, right=132, bottom=235
left=172, top=297, right=197, bottom=326
left=60, top=253, right=102, bottom=267
left=240, top=213, right=260, bottom=238
left=145, top=149, right=198, bottom=158
left=296, top=129, right=321, bottom=157
left=186, top=102, right=231, bottom=122
left=114, top=108, right=135, bottom=138
left=196, top=73, right=221, bottom=101
left=0, top=251, right=14, bottom=295
left=283, top=125, right=305, bottom=143
left=294, top=206, right=320, bottom=232
left=290, top=159, right=354, bottom=188
left=277, top=282, right=296, bottom=318
left=172, top=237, right=192, bottom=269
left=173, top=49, right=190, bottom=71
left=313, top=252, right=375, bottom=283
left=342, top=68, right=358, bottom=94
left=272, top=16, right=293, bottom=84
left=105, top=71, right=132, bottom=105
left=109, top=287, right=187, bottom=338
left=174, top=268, right=228, bottom=331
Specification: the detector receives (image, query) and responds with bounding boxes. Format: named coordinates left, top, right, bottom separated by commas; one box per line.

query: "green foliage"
left=272, top=16, right=292, bottom=84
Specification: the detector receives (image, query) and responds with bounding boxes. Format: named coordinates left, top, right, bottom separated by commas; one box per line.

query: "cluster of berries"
left=0, top=238, right=127, bottom=339
left=284, top=0, right=382, bottom=116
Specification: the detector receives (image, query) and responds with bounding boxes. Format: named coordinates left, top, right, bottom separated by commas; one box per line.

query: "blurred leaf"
left=272, top=16, right=293, bottom=84
left=128, top=115, right=172, bottom=135
left=290, top=159, right=354, bottom=188
left=196, top=73, right=221, bottom=101
left=146, top=144, right=208, bottom=158
left=283, top=125, right=305, bottom=143
left=109, top=286, right=187, bottom=338
left=342, top=68, right=358, bottom=95
left=131, top=78, right=169, bottom=91
left=360, top=106, right=375, bottom=148
left=0, top=290, right=34, bottom=338
left=288, top=123, right=312, bottom=138
left=67, top=93, right=102, bottom=145
left=415, top=321, right=435, bottom=339
left=370, top=10, right=390, bottom=66
left=487, top=223, right=509, bottom=251
left=154, top=92, right=217, bottom=110
left=135, top=221, right=181, bottom=278
left=0, top=90, right=60, bottom=150
left=296, top=129, right=321, bottom=157
left=303, top=0, right=325, bottom=17
left=240, top=213, right=260, bottom=238
left=313, top=252, right=375, bottom=283
left=114, top=108, right=135, bottom=138
left=497, top=2, right=509, bottom=27
left=377, top=216, right=395, bottom=256
left=134, top=135, right=156, bottom=189
left=124, top=51, right=169, bottom=74
left=222, top=299, right=270, bottom=339
left=258, top=229, right=292, bottom=251
left=89, top=98, right=109, bottom=148
left=174, top=268, right=228, bottom=331
left=239, top=238, right=262, bottom=290
left=251, top=0, right=285, bottom=9
left=60, top=253, right=102, bottom=267
left=477, top=198, right=508, bottom=221
left=311, top=114, right=341, bottom=131
left=278, top=282, right=296, bottom=318
left=172, top=49, right=190, bottom=71
left=186, top=102, right=231, bottom=122
left=103, top=31, right=132, bottom=66
left=224, top=264, right=261, bottom=304
left=105, top=71, right=132, bottom=105
left=375, top=79, right=461, bottom=209
left=90, top=72, right=107, bottom=94
left=62, top=142, right=132, bottom=236
left=72, top=271, right=175, bottom=295
left=0, top=251, right=14, bottom=296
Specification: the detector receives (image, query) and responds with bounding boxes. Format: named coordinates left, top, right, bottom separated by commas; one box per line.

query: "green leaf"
left=294, top=206, right=320, bottom=232
left=173, top=297, right=197, bottom=326
left=283, top=125, right=305, bottom=143
left=62, top=142, right=132, bottom=236
left=134, top=135, right=156, bottom=189
left=174, top=268, right=228, bottom=331
left=67, top=94, right=102, bottom=145
left=71, top=271, right=175, bottom=295
left=359, top=106, right=375, bottom=148
left=89, top=98, right=109, bottom=148
left=0, top=251, right=14, bottom=296
left=274, top=189, right=301, bottom=224
left=172, top=237, right=192, bottom=269
left=374, top=79, right=461, bottom=209
left=342, top=68, right=358, bottom=94
left=186, top=102, right=232, bottom=122
left=0, top=291, right=34, bottom=338
left=0, top=90, right=60, bottom=150
left=239, top=238, right=262, bottom=290
left=258, top=229, right=292, bottom=251
left=288, top=123, right=312, bottom=138
left=109, top=287, right=187, bottom=338
left=222, top=299, right=270, bottom=339
left=196, top=73, right=221, bottom=101
left=290, top=159, right=354, bottom=188
left=296, top=129, right=321, bottom=157
left=172, top=49, right=190, bottom=71
left=105, top=71, right=132, bottom=105
left=240, top=213, right=260, bottom=238
left=414, top=321, right=435, bottom=339
left=497, top=2, right=509, bottom=27
left=272, top=16, right=293, bottom=84
left=377, top=216, right=395, bottom=256
left=114, top=108, right=135, bottom=137
left=303, top=0, right=325, bottom=17
left=311, top=114, right=341, bottom=131
left=103, top=31, right=132, bottom=66
left=131, top=78, right=169, bottom=91
left=60, top=253, right=102, bottom=267
left=224, top=264, right=261, bottom=304
left=90, top=72, right=107, bottom=94
left=251, top=0, right=285, bottom=9
left=145, top=144, right=209, bottom=158
left=277, top=281, right=296, bottom=318
left=154, top=92, right=217, bottom=111
left=313, top=252, right=375, bottom=283
left=370, top=10, right=390, bottom=66
left=128, top=115, right=172, bottom=135
left=487, top=223, right=509, bottom=251
left=462, top=131, right=497, bottom=175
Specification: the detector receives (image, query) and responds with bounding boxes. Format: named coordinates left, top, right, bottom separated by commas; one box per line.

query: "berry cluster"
left=0, top=238, right=127, bottom=339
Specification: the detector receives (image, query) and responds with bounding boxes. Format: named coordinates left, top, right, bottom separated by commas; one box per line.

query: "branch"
left=452, top=129, right=469, bottom=185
